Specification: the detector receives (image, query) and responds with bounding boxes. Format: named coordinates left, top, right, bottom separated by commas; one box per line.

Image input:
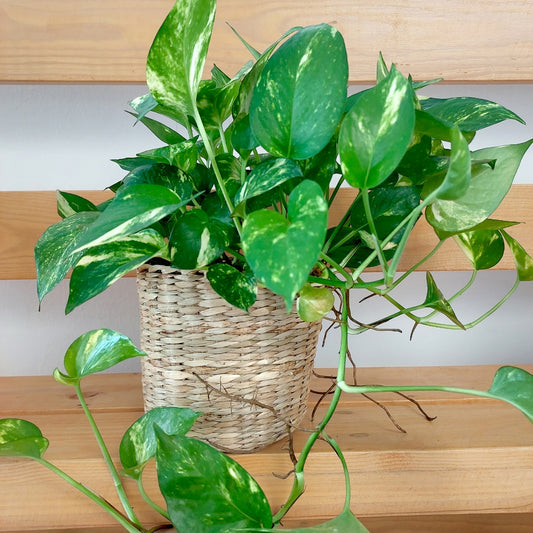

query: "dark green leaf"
left=234, top=158, right=303, bottom=206
left=35, top=210, right=100, bottom=303
left=156, top=431, right=272, bottom=533
left=55, top=329, right=145, bottom=384
left=426, top=140, right=533, bottom=233
left=146, top=0, right=216, bottom=116
left=197, top=79, right=241, bottom=129
left=72, top=184, right=194, bottom=253
left=488, top=366, right=533, bottom=422
left=138, top=141, right=198, bottom=171
left=129, top=92, right=188, bottom=125
left=169, top=209, right=231, bottom=269
left=120, top=407, right=200, bottom=479
left=250, top=24, right=348, bottom=159
left=502, top=231, right=533, bottom=281
left=242, top=180, right=328, bottom=309
left=126, top=110, right=186, bottom=145
left=57, top=191, right=98, bottom=218
left=207, top=263, right=257, bottom=311
left=339, top=67, right=415, bottom=189
left=0, top=419, right=49, bottom=459
left=423, top=272, right=465, bottom=329
left=421, top=97, right=525, bottom=131
left=112, top=156, right=157, bottom=172
left=66, top=229, right=169, bottom=313
left=453, top=229, right=505, bottom=270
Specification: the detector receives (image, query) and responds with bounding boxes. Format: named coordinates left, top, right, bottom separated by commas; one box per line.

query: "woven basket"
left=137, top=264, right=322, bottom=453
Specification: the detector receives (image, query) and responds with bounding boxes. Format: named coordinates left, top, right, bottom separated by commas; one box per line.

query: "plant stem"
left=273, top=289, right=350, bottom=523
left=75, top=382, right=141, bottom=527
left=35, top=458, right=144, bottom=532
left=192, top=108, right=242, bottom=235
left=137, top=476, right=170, bottom=520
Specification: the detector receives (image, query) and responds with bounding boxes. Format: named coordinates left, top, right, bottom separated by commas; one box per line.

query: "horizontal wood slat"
left=1, top=185, right=533, bottom=280
left=1, top=367, right=532, bottom=531
left=1, top=0, right=533, bottom=83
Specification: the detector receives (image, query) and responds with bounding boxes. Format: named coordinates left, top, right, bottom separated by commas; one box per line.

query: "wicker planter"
left=136, top=264, right=322, bottom=453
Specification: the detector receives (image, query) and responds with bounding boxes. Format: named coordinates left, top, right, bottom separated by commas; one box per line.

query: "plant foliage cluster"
left=6, top=0, right=533, bottom=530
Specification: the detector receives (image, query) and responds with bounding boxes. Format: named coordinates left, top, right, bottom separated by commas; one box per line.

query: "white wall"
left=1, top=83, right=533, bottom=376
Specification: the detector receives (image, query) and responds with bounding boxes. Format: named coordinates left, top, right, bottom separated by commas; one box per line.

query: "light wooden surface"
left=1, top=0, right=533, bottom=83
left=1, top=366, right=532, bottom=532
left=1, top=185, right=532, bottom=280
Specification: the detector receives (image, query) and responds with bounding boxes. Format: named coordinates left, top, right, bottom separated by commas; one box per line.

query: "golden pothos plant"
left=3, top=0, right=532, bottom=531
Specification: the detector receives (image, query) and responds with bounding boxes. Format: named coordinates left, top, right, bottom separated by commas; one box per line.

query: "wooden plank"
left=0, top=368, right=532, bottom=530
left=1, top=0, right=532, bottom=83
left=1, top=185, right=532, bottom=280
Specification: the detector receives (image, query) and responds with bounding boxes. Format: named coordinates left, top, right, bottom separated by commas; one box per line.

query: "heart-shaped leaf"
left=242, top=180, right=328, bottom=309
left=55, top=329, right=145, bottom=384
left=339, top=66, right=415, bottom=189
left=120, top=407, right=200, bottom=479
left=0, top=419, right=49, bottom=459
left=156, top=430, right=272, bottom=533
left=207, top=263, right=257, bottom=311
left=146, top=0, right=216, bottom=117
left=250, top=24, right=348, bottom=160
left=453, top=229, right=505, bottom=270
left=66, top=229, right=169, bottom=313
left=488, top=366, right=533, bottom=422
left=138, top=140, right=198, bottom=171
left=56, top=191, right=98, bottom=218
left=35, top=210, right=100, bottom=303
left=238, top=508, right=369, bottom=532
left=426, top=140, right=533, bottom=233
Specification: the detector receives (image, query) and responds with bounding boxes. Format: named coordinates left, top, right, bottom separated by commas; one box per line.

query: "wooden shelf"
left=1, top=366, right=532, bottom=532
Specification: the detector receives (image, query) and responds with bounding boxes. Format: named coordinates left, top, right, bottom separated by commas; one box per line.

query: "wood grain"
left=0, top=367, right=532, bottom=531
left=1, top=0, right=532, bottom=83
left=2, top=185, right=532, bottom=280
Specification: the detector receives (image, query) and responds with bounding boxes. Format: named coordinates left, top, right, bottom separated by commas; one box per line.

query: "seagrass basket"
left=137, top=264, right=322, bottom=453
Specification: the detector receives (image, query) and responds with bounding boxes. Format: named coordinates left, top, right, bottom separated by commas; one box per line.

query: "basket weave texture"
left=137, top=264, right=321, bottom=453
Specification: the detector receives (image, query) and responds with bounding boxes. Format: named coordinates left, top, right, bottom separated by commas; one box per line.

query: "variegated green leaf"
left=156, top=430, right=272, bottom=533
left=66, top=229, right=169, bottom=313
left=0, top=419, right=49, bottom=459
left=297, top=284, right=334, bottom=322
left=426, top=140, right=533, bottom=233
left=138, top=140, right=198, bottom=171
left=120, top=407, right=200, bottom=479
left=55, top=329, right=145, bottom=385
left=72, top=183, right=194, bottom=254
left=453, top=229, right=505, bottom=270
left=421, top=97, right=525, bottom=131
left=234, top=158, right=303, bottom=207
left=56, top=191, right=98, bottom=218
left=502, top=231, right=533, bottom=281
left=242, top=180, right=328, bottom=309
left=206, top=263, right=257, bottom=311
left=126, top=110, right=186, bottom=145
left=250, top=24, right=348, bottom=160
left=339, top=66, right=415, bottom=189
left=35, top=210, right=100, bottom=303
left=146, top=0, right=216, bottom=117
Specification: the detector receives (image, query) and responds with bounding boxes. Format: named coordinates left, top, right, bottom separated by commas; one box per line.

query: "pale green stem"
left=273, top=289, right=350, bottom=523
left=218, top=122, right=229, bottom=153
left=192, top=107, right=242, bottom=235
left=75, top=382, right=141, bottom=527
left=361, top=188, right=388, bottom=277
left=35, top=458, right=143, bottom=532
left=137, top=476, right=170, bottom=521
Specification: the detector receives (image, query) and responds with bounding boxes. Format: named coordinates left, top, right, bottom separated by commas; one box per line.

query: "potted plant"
left=24, top=0, right=533, bottom=527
